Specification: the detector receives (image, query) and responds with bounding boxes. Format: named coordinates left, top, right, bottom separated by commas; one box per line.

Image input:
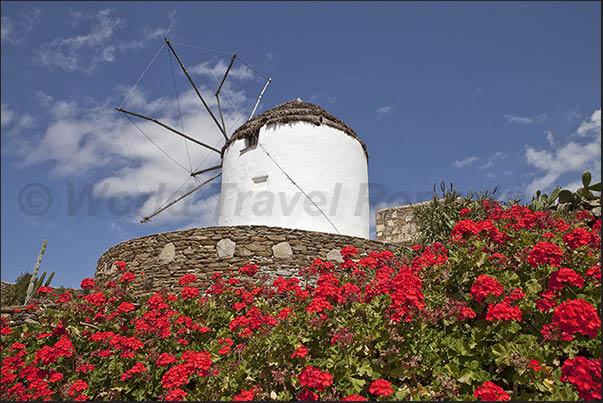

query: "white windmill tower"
left=116, top=38, right=369, bottom=239
left=218, top=99, right=369, bottom=238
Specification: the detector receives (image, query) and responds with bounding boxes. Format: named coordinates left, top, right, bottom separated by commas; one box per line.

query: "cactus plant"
left=45, top=272, right=55, bottom=287
left=533, top=170, right=601, bottom=219
left=24, top=240, right=48, bottom=305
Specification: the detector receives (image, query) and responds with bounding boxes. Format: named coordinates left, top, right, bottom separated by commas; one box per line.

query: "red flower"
left=121, top=362, right=147, bottom=381
left=69, top=380, right=88, bottom=396
left=297, top=389, right=319, bottom=401
left=529, top=360, right=542, bottom=371
left=527, top=242, right=563, bottom=268
left=299, top=366, right=333, bottom=392
left=120, top=271, right=135, bottom=283
left=548, top=268, right=584, bottom=291
left=178, top=273, right=196, bottom=285
left=342, top=394, right=367, bottom=401
left=552, top=299, right=600, bottom=339
left=369, top=378, right=394, bottom=397
left=486, top=301, right=522, bottom=322
left=181, top=286, right=199, bottom=299
left=562, top=227, right=592, bottom=250
left=460, top=207, right=471, bottom=217
left=233, top=388, right=255, bottom=401
left=114, top=261, right=127, bottom=271
left=48, top=372, right=63, bottom=382
left=239, top=263, right=260, bottom=277
left=165, top=388, right=187, bottom=401
left=291, top=345, right=309, bottom=359
left=473, top=381, right=510, bottom=401
left=80, top=278, right=96, bottom=289
left=470, top=275, right=504, bottom=302
left=117, top=302, right=136, bottom=313
left=561, top=356, right=601, bottom=401
left=36, top=286, right=53, bottom=294
left=76, top=364, right=95, bottom=373
left=451, top=219, right=481, bottom=242
left=156, top=353, right=177, bottom=367
left=105, top=281, right=116, bottom=288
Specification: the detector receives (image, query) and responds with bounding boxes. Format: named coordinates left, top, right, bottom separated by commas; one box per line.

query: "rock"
left=267, top=235, right=286, bottom=241
left=236, top=246, right=254, bottom=257
left=216, top=238, right=236, bottom=258
left=183, top=247, right=194, bottom=256
left=272, top=242, right=293, bottom=259
left=158, top=243, right=176, bottom=264
left=326, top=248, right=344, bottom=263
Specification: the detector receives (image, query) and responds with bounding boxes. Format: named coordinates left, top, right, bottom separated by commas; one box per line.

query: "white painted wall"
left=218, top=121, right=369, bottom=238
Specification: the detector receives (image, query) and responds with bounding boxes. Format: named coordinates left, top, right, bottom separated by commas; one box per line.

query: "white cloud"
left=36, top=9, right=125, bottom=73
left=545, top=130, right=555, bottom=147
left=453, top=156, right=479, bottom=168
left=1, top=103, right=34, bottom=136
left=190, top=58, right=254, bottom=81
left=1, top=9, right=41, bottom=44
left=503, top=113, right=547, bottom=125
left=1, top=104, right=15, bottom=126
left=9, top=78, right=255, bottom=227
left=266, top=52, right=275, bottom=61
left=481, top=151, right=506, bottom=170
left=524, top=108, right=601, bottom=196
left=143, top=10, right=178, bottom=40
left=376, top=106, right=392, bottom=120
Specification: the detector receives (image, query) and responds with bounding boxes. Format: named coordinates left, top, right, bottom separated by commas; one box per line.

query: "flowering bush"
left=1, top=201, right=600, bottom=401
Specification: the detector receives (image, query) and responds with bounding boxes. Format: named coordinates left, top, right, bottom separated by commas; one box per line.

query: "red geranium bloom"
left=165, top=388, right=187, bottom=401
left=156, top=353, right=177, bottom=367
left=181, top=286, right=199, bottom=299
left=120, top=271, right=135, bottom=282
left=369, top=378, right=394, bottom=396
left=342, top=394, right=367, bottom=401
left=552, top=299, right=600, bottom=339
left=80, top=278, right=95, bottom=289
left=529, top=360, right=542, bottom=371
left=473, top=381, right=510, bottom=401
left=178, top=273, right=196, bottom=286
left=36, top=286, right=53, bottom=294
left=114, top=261, right=127, bottom=271
left=299, top=366, right=333, bottom=392
left=291, top=345, right=309, bottom=359
left=117, top=302, right=136, bottom=313
left=548, top=268, right=584, bottom=291
left=470, top=275, right=504, bottom=302
left=561, top=356, right=601, bottom=401
left=297, top=389, right=319, bottom=401
left=239, top=263, right=260, bottom=277
left=527, top=242, right=563, bottom=268
left=233, top=388, right=255, bottom=401
left=562, top=227, right=592, bottom=250
left=486, top=301, right=522, bottom=322
left=460, top=207, right=471, bottom=217
left=69, top=380, right=88, bottom=397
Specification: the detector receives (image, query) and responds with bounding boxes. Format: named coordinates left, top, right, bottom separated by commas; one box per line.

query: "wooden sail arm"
left=141, top=172, right=222, bottom=223
left=190, top=164, right=222, bottom=177
left=164, top=37, right=229, bottom=141
left=114, top=107, right=221, bottom=154
left=216, top=53, right=237, bottom=96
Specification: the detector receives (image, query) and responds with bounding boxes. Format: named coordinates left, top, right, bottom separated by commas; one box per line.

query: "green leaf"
left=582, top=171, right=592, bottom=187
left=458, top=368, right=476, bottom=384
left=588, top=182, right=601, bottom=192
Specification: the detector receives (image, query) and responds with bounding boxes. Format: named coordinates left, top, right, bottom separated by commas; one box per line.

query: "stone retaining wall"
left=375, top=201, right=433, bottom=243
left=96, top=225, right=398, bottom=296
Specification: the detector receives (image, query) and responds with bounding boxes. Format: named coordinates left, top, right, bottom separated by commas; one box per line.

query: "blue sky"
left=1, top=2, right=600, bottom=288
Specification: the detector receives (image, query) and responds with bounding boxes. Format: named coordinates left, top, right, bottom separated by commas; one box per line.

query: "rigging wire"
left=119, top=43, right=166, bottom=109
left=236, top=56, right=271, bottom=81
left=124, top=114, right=191, bottom=173
left=257, top=142, right=341, bottom=234
left=168, top=50, right=193, bottom=172
left=170, top=41, right=234, bottom=57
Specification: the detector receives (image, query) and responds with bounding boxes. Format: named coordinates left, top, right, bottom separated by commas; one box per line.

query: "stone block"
left=216, top=238, right=236, bottom=258
left=326, top=248, right=344, bottom=263
left=272, top=242, right=293, bottom=259
left=158, top=243, right=176, bottom=264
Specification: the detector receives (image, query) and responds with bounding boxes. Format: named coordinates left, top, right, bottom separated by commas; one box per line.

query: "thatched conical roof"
left=222, top=99, right=368, bottom=161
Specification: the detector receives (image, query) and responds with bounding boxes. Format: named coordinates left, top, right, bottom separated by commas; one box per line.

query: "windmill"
left=114, top=37, right=272, bottom=224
